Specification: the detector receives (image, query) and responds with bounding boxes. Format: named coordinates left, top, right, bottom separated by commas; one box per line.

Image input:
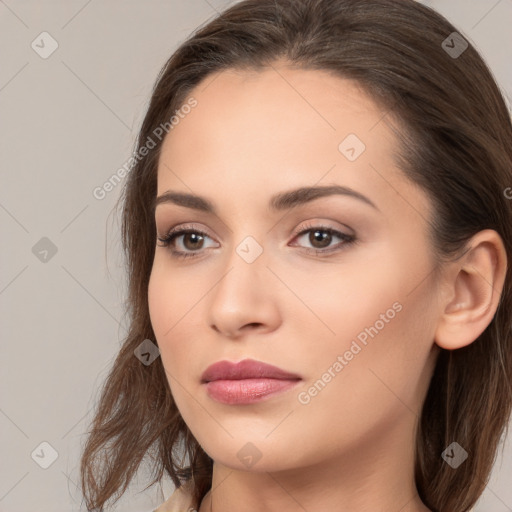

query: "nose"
left=207, top=242, right=281, bottom=339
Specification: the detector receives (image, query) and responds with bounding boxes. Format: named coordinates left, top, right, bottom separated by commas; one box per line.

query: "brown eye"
left=308, top=229, right=333, bottom=249
left=291, top=224, right=357, bottom=255
left=181, top=232, right=205, bottom=250
left=157, top=226, right=219, bottom=260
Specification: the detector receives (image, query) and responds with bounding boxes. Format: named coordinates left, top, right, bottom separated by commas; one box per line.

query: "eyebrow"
left=153, top=185, right=379, bottom=213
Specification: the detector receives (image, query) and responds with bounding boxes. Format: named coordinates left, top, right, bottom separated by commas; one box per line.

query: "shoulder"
left=153, top=479, right=199, bottom=512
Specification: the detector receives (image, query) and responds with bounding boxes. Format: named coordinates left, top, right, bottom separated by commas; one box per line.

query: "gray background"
left=1, top=1, right=511, bottom=511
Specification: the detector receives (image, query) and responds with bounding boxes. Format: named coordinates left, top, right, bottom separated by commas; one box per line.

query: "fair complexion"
left=148, top=62, right=507, bottom=512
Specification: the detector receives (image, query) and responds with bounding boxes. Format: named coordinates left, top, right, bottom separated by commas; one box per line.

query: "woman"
left=80, top=1, right=512, bottom=511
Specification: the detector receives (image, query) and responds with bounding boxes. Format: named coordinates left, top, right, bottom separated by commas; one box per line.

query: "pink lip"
left=201, top=359, right=302, bottom=405
left=201, top=358, right=301, bottom=382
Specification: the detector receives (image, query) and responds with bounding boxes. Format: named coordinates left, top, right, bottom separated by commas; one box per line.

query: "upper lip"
left=201, top=358, right=302, bottom=382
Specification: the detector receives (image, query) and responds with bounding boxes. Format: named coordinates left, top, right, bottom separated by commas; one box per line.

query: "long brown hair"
left=80, top=1, right=512, bottom=510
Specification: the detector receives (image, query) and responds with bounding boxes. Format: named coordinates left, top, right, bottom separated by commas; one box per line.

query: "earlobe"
left=434, top=229, right=508, bottom=351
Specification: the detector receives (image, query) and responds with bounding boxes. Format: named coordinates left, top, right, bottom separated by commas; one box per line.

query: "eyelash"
left=156, top=222, right=357, bottom=260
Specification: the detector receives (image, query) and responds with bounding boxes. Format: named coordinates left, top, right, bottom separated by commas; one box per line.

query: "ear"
left=434, top=229, right=508, bottom=350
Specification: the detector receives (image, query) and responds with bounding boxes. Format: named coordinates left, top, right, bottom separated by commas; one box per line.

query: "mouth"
left=204, top=378, right=300, bottom=405
left=201, top=358, right=302, bottom=405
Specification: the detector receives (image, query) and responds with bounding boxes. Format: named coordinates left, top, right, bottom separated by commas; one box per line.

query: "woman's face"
left=148, top=64, right=442, bottom=473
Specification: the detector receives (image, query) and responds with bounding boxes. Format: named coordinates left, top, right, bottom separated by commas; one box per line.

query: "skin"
left=148, top=61, right=507, bottom=512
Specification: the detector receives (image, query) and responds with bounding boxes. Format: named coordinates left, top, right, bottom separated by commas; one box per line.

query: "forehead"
left=156, top=65, right=430, bottom=223
left=162, top=65, right=386, bottom=151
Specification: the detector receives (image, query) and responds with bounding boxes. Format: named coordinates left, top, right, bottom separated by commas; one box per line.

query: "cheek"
left=148, top=258, right=205, bottom=342
left=148, top=264, right=188, bottom=370
left=278, top=248, right=404, bottom=354
left=148, top=265, right=170, bottom=343
left=148, top=261, right=211, bottom=383
left=148, top=271, right=193, bottom=414
left=288, top=246, right=436, bottom=406
left=286, top=301, right=434, bottom=465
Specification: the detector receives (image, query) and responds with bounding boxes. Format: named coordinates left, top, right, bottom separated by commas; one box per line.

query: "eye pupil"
left=310, top=229, right=331, bottom=248
left=184, top=233, right=204, bottom=250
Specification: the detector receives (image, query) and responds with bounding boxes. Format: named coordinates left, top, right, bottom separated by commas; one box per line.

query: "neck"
left=199, top=413, right=430, bottom=512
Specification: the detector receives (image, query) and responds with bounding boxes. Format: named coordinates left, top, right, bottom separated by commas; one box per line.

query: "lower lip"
left=204, top=378, right=300, bottom=405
